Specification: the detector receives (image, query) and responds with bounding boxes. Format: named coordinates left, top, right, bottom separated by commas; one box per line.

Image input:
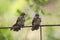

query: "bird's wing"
left=32, top=17, right=36, bottom=25
left=16, top=16, right=25, bottom=25
left=16, top=16, right=22, bottom=24
left=39, top=18, right=41, bottom=23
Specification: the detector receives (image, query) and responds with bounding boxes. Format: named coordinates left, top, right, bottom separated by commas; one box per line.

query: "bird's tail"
left=13, top=26, right=21, bottom=31
left=10, top=24, right=21, bottom=31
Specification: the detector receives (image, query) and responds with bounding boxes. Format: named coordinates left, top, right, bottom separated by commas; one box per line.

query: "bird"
left=10, top=12, right=25, bottom=31
left=16, top=12, right=25, bottom=28
left=31, top=14, right=41, bottom=31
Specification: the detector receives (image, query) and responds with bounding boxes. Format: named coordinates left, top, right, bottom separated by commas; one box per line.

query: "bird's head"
left=35, top=14, right=39, bottom=17
left=20, top=12, right=25, bottom=16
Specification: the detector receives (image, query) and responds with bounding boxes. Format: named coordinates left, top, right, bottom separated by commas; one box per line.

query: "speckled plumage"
left=31, top=14, right=41, bottom=31
left=10, top=13, right=25, bottom=31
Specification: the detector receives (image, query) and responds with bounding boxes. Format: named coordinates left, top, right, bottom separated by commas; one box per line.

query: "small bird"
left=16, top=12, right=25, bottom=28
left=31, top=14, right=41, bottom=31
left=10, top=12, right=25, bottom=31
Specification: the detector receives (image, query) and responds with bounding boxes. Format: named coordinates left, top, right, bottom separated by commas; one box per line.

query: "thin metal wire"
left=0, top=27, right=11, bottom=29
left=0, top=24, right=60, bottom=29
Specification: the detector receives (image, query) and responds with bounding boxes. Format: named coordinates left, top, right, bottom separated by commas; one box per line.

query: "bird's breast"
left=34, top=19, right=41, bottom=25
left=18, top=18, right=25, bottom=25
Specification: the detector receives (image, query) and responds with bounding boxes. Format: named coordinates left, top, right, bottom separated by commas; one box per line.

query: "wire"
left=0, top=27, right=11, bottom=29
left=0, top=24, right=60, bottom=29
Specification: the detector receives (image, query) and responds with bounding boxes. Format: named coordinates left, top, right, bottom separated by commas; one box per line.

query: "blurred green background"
left=0, top=0, right=60, bottom=40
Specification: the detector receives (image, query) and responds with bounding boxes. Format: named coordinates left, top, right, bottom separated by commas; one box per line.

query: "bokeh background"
left=0, top=0, right=60, bottom=40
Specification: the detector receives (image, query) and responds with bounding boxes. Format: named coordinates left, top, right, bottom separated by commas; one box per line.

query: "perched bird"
left=31, top=14, right=41, bottom=31
left=16, top=12, right=25, bottom=28
left=10, top=12, right=25, bottom=31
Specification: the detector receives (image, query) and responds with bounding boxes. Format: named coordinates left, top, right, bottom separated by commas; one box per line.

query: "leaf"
left=41, top=10, right=45, bottom=15
left=39, top=0, right=46, bottom=5
left=30, top=4, right=34, bottom=8
left=26, top=0, right=30, bottom=5
left=17, top=9, right=21, bottom=13
left=26, top=0, right=29, bottom=2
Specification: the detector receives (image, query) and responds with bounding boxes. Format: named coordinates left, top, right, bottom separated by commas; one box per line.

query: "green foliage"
left=0, top=31, right=7, bottom=40
left=47, top=35, right=57, bottom=40
left=26, top=0, right=30, bottom=2
left=30, top=4, right=34, bottom=8
left=46, top=27, right=54, bottom=40
left=17, top=9, right=22, bottom=15
left=47, top=13, right=52, bottom=16
left=0, top=20, right=13, bottom=40
left=39, top=0, right=46, bottom=5
left=41, top=10, right=45, bottom=15
left=0, top=29, right=12, bottom=40
left=17, top=9, right=21, bottom=13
